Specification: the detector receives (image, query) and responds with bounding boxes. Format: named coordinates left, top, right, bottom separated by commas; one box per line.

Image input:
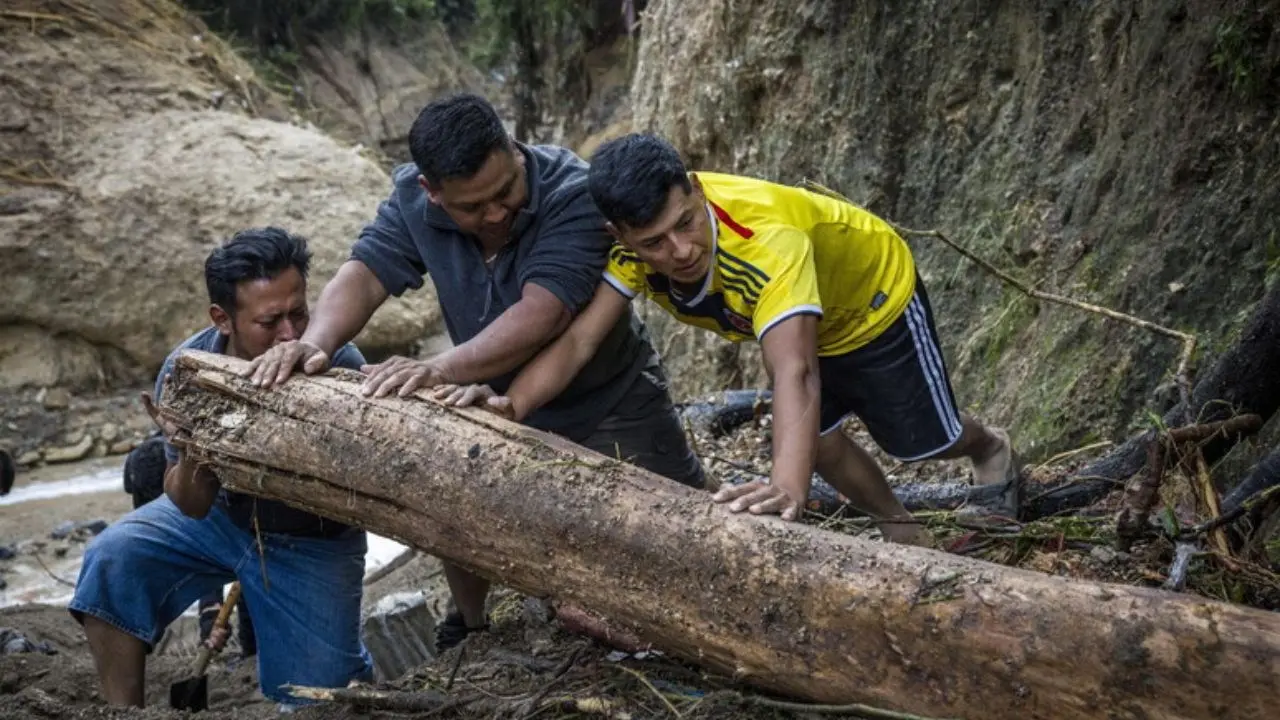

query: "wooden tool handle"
left=190, top=581, right=242, bottom=675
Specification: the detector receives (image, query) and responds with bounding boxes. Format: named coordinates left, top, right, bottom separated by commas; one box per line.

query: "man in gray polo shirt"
left=247, top=93, right=704, bottom=650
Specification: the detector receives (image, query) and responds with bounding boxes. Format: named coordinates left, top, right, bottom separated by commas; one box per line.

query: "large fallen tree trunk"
left=163, top=350, right=1280, bottom=720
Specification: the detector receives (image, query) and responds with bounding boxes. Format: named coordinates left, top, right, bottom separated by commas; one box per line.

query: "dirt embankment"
left=1, top=0, right=468, bottom=462
left=630, top=0, right=1280, bottom=462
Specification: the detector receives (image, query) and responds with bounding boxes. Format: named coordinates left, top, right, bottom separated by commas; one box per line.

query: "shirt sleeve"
left=601, top=244, right=646, bottom=299
left=329, top=342, right=368, bottom=371
left=349, top=178, right=427, bottom=298
left=751, top=228, right=824, bottom=340
left=517, top=184, right=614, bottom=315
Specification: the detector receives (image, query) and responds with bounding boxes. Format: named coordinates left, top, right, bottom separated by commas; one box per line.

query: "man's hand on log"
left=360, top=356, right=452, bottom=398
left=431, top=384, right=517, bottom=420
left=712, top=481, right=803, bottom=521
left=244, top=340, right=331, bottom=388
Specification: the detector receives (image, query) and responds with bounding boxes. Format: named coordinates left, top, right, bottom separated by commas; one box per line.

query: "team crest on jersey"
left=723, top=308, right=753, bottom=334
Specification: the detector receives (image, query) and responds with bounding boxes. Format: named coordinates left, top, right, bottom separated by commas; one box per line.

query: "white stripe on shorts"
left=904, top=295, right=963, bottom=441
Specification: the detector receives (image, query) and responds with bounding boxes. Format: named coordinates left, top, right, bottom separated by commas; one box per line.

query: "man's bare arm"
left=248, top=260, right=388, bottom=387
left=163, top=459, right=220, bottom=519
left=712, top=315, right=821, bottom=520
left=360, top=281, right=577, bottom=398
left=501, top=284, right=630, bottom=420
left=304, top=260, right=389, bottom=355
left=435, top=282, right=573, bottom=382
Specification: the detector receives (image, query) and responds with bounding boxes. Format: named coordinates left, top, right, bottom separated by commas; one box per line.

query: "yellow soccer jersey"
left=603, top=172, right=917, bottom=356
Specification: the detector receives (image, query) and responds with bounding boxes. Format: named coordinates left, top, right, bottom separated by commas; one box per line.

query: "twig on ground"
left=706, top=454, right=767, bottom=477
left=519, top=644, right=585, bottom=719
left=1180, top=484, right=1280, bottom=540
left=616, top=665, right=683, bottom=718
left=446, top=638, right=468, bottom=691
left=1166, top=415, right=1262, bottom=445
left=32, top=553, right=75, bottom=587
left=1164, top=542, right=1199, bottom=591
left=0, top=10, right=69, bottom=23
left=1034, top=441, right=1115, bottom=469
left=1116, top=436, right=1167, bottom=551
left=730, top=690, right=958, bottom=720
left=281, top=684, right=450, bottom=711
left=1192, top=450, right=1234, bottom=565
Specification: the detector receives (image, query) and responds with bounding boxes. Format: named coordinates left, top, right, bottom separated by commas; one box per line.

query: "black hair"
left=204, top=226, right=311, bottom=314
left=408, top=93, right=511, bottom=185
left=588, top=133, right=693, bottom=230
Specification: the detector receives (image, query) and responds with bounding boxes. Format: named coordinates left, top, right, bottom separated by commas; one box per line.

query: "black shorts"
left=818, top=276, right=964, bottom=461
left=578, top=358, right=706, bottom=489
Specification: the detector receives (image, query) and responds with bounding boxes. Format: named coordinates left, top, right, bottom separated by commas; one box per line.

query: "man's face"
left=612, top=182, right=713, bottom=285
left=422, top=147, right=528, bottom=246
left=210, top=266, right=310, bottom=361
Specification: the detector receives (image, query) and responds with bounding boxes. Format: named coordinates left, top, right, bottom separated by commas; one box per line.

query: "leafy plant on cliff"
left=1209, top=11, right=1275, bottom=100
left=181, top=0, right=436, bottom=56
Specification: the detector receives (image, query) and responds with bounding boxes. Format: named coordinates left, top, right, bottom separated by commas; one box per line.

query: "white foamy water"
left=0, top=467, right=124, bottom=506
left=0, top=460, right=409, bottom=608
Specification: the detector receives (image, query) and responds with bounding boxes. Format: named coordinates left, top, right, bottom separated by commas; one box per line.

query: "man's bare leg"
left=442, top=561, right=490, bottom=628
left=815, top=430, right=932, bottom=546
left=82, top=616, right=146, bottom=706
left=928, top=413, right=1013, bottom=486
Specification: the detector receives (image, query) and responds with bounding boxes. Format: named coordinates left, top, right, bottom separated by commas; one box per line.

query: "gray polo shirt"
left=351, top=143, right=652, bottom=442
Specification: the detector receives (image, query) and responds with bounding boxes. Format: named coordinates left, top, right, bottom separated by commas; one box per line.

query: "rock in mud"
left=0, top=671, right=18, bottom=694
left=362, top=590, right=438, bottom=682
left=49, top=519, right=108, bottom=541
left=37, top=388, right=71, bottom=411
left=42, top=435, right=93, bottom=464
left=14, top=450, right=41, bottom=468
left=0, top=628, right=58, bottom=656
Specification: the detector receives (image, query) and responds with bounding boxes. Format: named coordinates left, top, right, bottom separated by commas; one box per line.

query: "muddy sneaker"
left=958, top=427, right=1023, bottom=523
left=435, top=610, right=489, bottom=652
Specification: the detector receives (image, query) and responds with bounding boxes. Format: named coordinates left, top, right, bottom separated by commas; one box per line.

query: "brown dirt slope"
left=0, top=0, right=443, bottom=397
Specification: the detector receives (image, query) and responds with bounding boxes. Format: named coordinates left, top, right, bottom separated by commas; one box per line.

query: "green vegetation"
left=182, top=0, right=436, bottom=51
left=1209, top=11, right=1274, bottom=100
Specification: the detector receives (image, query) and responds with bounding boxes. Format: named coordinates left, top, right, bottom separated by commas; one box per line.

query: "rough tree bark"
left=162, top=350, right=1280, bottom=720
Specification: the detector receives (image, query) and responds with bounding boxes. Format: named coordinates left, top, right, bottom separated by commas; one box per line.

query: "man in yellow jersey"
left=435, top=133, right=1021, bottom=542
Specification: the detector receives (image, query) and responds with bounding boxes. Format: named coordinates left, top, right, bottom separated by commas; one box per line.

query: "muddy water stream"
left=0, top=457, right=408, bottom=609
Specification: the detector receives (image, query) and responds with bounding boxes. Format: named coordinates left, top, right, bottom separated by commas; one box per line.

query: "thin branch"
left=33, top=553, right=75, bottom=587
left=890, top=223, right=1198, bottom=422
left=281, top=684, right=449, bottom=712
left=1033, top=440, right=1115, bottom=469
left=1179, top=480, right=1280, bottom=540
left=615, top=665, right=683, bottom=718
left=519, top=645, right=584, bottom=719
left=735, top=691, right=958, bottom=720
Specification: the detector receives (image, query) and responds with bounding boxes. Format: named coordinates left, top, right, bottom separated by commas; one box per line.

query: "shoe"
left=435, top=610, right=488, bottom=652
left=958, top=427, right=1023, bottom=522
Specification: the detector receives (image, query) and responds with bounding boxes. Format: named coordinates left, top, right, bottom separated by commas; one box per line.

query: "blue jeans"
left=68, top=495, right=372, bottom=704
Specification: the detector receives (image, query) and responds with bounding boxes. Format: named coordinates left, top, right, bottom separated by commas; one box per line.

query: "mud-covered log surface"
left=162, top=350, right=1280, bottom=720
